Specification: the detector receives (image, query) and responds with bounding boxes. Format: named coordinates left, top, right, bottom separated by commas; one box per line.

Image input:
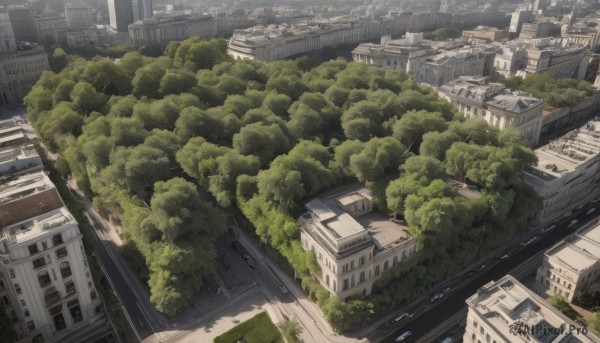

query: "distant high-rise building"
left=107, top=0, right=133, bottom=32
left=0, top=8, right=17, bottom=52
left=440, top=0, right=456, bottom=13
left=7, top=6, right=37, bottom=44
left=533, top=0, right=546, bottom=12
left=64, top=3, right=93, bottom=30
left=132, top=0, right=153, bottom=21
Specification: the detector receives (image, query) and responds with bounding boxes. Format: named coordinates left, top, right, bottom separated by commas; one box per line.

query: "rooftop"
left=467, top=275, right=598, bottom=343
left=547, top=222, right=600, bottom=273
left=0, top=171, right=54, bottom=205
left=1, top=207, right=75, bottom=246
left=0, top=144, right=37, bottom=165
left=526, top=120, right=600, bottom=180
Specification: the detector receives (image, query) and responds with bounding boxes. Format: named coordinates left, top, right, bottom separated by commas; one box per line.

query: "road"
left=379, top=208, right=599, bottom=343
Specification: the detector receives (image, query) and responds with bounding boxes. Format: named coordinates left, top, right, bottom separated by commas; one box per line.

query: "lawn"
left=214, top=312, right=284, bottom=343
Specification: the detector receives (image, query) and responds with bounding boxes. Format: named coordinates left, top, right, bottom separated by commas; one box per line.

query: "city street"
left=378, top=208, right=600, bottom=343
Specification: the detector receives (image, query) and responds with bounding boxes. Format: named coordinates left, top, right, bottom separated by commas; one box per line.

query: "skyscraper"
left=132, top=0, right=153, bottom=21
left=107, top=0, right=133, bottom=32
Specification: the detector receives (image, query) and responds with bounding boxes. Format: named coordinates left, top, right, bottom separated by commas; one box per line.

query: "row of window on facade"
left=470, top=320, right=499, bottom=343
left=28, top=233, right=64, bottom=256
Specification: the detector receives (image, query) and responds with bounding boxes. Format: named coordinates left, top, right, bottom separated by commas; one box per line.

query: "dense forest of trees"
left=25, top=36, right=540, bottom=330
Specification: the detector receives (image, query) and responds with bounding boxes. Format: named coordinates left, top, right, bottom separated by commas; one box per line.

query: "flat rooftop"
left=305, top=183, right=411, bottom=247
left=0, top=171, right=54, bottom=205
left=0, top=144, right=38, bottom=165
left=467, top=275, right=598, bottom=343
left=2, top=207, right=74, bottom=246
left=547, top=223, right=600, bottom=273
left=526, top=120, right=600, bottom=180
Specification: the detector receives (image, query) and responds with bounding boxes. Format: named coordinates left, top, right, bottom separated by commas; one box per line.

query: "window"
left=26, top=320, right=35, bottom=331
left=350, top=261, right=354, bottom=270
left=53, top=313, right=66, bottom=332
left=384, top=260, right=389, bottom=271
left=44, top=287, right=60, bottom=307
left=65, top=281, right=76, bottom=296
left=359, top=272, right=365, bottom=283
left=28, top=244, right=39, bottom=256
left=9, top=270, right=14, bottom=278
left=60, top=262, right=72, bottom=279
left=359, top=256, right=365, bottom=266
left=56, top=248, right=67, bottom=259
left=32, top=257, right=45, bottom=269
left=2, top=296, right=9, bottom=306
left=14, top=284, right=21, bottom=294
left=351, top=274, right=355, bottom=287
left=343, top=279, right=349, bottom=291
left=41, top=242, right=47, bottom=250
left=20, top=299, right=25, bottom=307
left=68, top=299, right=82, bottom=323
left=38, top=270, right=51, bottom=288
left=393, top=256, right=398, bottom=267
left=52, top=234, right=63, bottom=246
left=375, top=265, right=380, bottom=276
left=24, top=309, right=30, bottom=317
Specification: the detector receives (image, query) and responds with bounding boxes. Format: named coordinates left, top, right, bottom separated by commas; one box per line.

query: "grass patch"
left=214, top=312, right=283, bottom=343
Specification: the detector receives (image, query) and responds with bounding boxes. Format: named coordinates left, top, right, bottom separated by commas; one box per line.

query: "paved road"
left=380, top=209, right=599, bottom=343
left=86, top=212, right=155, bottom=341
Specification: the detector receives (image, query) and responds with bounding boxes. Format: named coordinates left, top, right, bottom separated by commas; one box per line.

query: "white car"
left=392, top=313, right=412, bottom=323
left=587, top=208, right=596, bottom=215
left=395, top=331, right=412, bottom=342
left=541, top=225, right=556, bottom=235
left=500, top=254, right=509, bottom=260
left=568, top=219, right=579, bottom=228
left=431, top=293, right=444, bottom=302
left=521, top=236, right=538, bottom=247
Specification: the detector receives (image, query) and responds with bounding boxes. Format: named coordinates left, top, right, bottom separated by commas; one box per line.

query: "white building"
left=0, top=207, right=102, bottom=342
left=128, top=15, right=217, bottom=46
left=33, top=15, right=67, bottom=46
left=464, top=275, right=599, bottom=343
left=64, top=4, right=93, bottom=30
left=298, top=184, right=417, bottom=300
left=66, top=25, right=108, bottom=48
left=438, top=76, right=545, bottom=147
left=523, top=119, right=600, bottom=225
left=535, top=221, right=600, bottom=302
left=0, top=144, right=42, bottom=178
left=228, top=21, right=382, bottom=62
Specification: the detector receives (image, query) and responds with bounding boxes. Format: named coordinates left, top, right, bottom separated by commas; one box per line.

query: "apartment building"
left=523, top=119, right=600, bottom=225
left=0, top=207, right=102, bottom=342
left=464, top=275, right=599, bottom=343
left=128, top=15, right=217, bottom=46
left=438, top=76, right=545, bottom=147
left=298, top=184, right=417, bottom=300
left=0, top=45, right=49, bottom=108
left=64, top=4, right=93, bottom=30
left=461, top=26, right=508, bottom=42
left=0, top=144, right=42, bottom=178
left=0, top=9, right=17, bottom=52
left=535, top=221, right=600, bottom=302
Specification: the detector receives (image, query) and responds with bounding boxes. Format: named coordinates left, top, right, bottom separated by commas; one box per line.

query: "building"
left=438, top=76, right=545, bottom=147
left=523, top=119, right=600, bottom=225
left=464, top=275, right=599, bottom=343
left=7, top=6, right=37, bottom=44
left=533, top=0, right=547, bottom=13
left=0, top=171, right=64, bottom=228
left=0, top=45, right=49, bottom=108
left=128, top=15, right=217, bottom=46
left=66, top=25, right=108, bottom=48
left=509, top=10, right=535, bottom=35
left=228, top=20, right=382, bottom=61
left=107, top=0, right=133, bottom=32
left=535, top=221, right=600, bottom=302
left=64, top=4, right=93, bottom=30
left=0, top=207, right=103, bottom=342
left=0, top=144, right=42, bottom=180
left=0, top=8, right=17, bottom=52
left=34, top=15, right=67, bottom=46
left=440, top=0, right=456, bottom=13
left=132, top=0, right=153, bottom=22
left=562, top=26, right=600, bottom=51
left=462, top=26, right=508, bottom=42
left=519, top=22, right=554, bottom=40
left=298, top=184, right=417, bottom=300
left=413, top=50, right=488, bottom=87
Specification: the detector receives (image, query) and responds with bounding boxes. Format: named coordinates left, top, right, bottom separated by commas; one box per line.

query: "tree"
left=420, top=131, right=461, bottom=161
left=80, top=58, right=132, bottom=95
left=349, top=137, right=411, bottom=183
left=124, top=145, right=171, bottom=197
left=333, top=140, right=365, bottom=177
left=175, top=137, right=230, bottom=181
left=232, top=123, right=291, bottom=164
left=148, top=268, right=191, bottom=316
left=52, top=79, right=76, bottom=105
left=341, top=101, right=383, bottom=141
left=549, top=294, right=578, bottom=320
left=49, top=47, right=68, bottom=73
left=110, top=117, right=149, bottom=147
left=0, top=302, right=15, bottom=343
left=132, top=57, right=170, bottom=98
left=588, top=312, right=600, bottom=336
left=266, top=74, right=309, bottom=100
left=262, top=91, right=292, bottom=117
left=159, top=68, right=197, bottom=96
left=208, top=152, right=260, bottom=207
left=70, top=81, right=107, bottom=114
left=392, top=110, right=448, bottom=151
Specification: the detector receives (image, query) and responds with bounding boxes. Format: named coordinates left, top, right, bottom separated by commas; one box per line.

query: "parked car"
left=568, top=219, right=579, bottom=228
left=277, top=284, right=288, bottom=294
left=231, top=240, right=244, bottom=253
left=392, top=313, right=413, bottom=323
left=395, top=331, right=412, bottom=342
left=500, top=254, right=509, bottom=260
left=441, top=338, right=453, bottom=343
left=241, top=254, right=257, bottom=269
left=521, top=236, right=538, bottom=247
left=475, top=264, right=486, bottom=272
left=587, top=208, right=596, bottom=215
left=591, top=197, right=600, bottom=203
left=431, top=293, right=444, bottom=302
left=541, top=225, right=556, bottom=235
left=442, top=287, right=451, bottom=294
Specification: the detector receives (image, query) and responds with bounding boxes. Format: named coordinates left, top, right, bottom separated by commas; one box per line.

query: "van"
left=395, top=331, right=412, bottom=342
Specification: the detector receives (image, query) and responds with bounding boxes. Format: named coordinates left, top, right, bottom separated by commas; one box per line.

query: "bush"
left=214, top=312, right=283, bottom=343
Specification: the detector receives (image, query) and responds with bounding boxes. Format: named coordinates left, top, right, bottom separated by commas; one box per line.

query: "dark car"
left=231, top=241, right=244, bottom=253
left=242, top=254, right=257, bottom=270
